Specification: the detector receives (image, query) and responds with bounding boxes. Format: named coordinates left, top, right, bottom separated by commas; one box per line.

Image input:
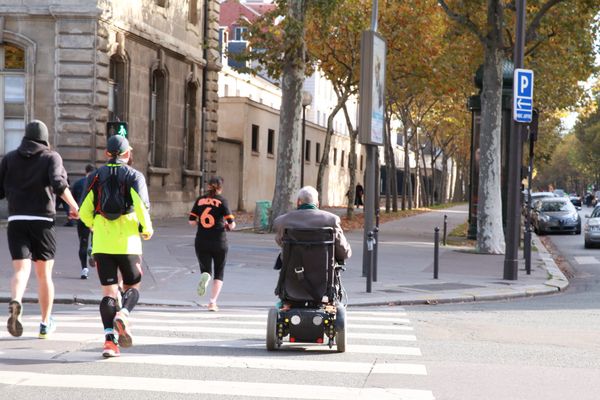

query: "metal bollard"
left=443, top=215, right=448, bottom=246
left=434, top=227, right=440, bottom=279
left=366, top=231, right=374, bottom=293
left=373, top=227, right=379, bottom=282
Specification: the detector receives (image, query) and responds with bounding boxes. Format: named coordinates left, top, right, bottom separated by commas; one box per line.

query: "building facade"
left=0, top=0, right=221, bottom=217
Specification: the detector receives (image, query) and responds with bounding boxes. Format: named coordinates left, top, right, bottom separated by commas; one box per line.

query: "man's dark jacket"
left=0, top=138, right=69, bottom=217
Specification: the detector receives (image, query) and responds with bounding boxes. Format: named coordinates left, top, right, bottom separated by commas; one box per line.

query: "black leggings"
left=77, top=221, right=90, bottom=269
left=195, top=239, right=228, bottom=281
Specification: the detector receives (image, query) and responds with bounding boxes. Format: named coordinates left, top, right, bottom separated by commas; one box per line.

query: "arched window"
left=149, top=69, right=168, bottom=167
left=184, top=81, right=198, bottom=170
left=0, top=44, right=26, bottom=155
left=108, top=56, right=127, bottom=123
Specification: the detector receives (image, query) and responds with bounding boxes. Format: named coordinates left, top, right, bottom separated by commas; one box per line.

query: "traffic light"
left=106, top=121, right=128, bottom=138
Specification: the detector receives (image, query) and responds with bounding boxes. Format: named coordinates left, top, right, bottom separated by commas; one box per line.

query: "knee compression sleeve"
left=122, top=288, right=140, bottom=313
left=100, top=296, right=117, bottom=330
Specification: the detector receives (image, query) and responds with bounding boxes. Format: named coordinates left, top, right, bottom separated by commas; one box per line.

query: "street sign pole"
left=504, top=0, right=527, bottom=280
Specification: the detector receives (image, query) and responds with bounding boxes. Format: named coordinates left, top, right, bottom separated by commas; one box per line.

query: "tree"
left=304, top=1, right=367, bottom=215
left=238, top=1, right=339, bottom=225
left=438, top=0, right=598, bottom=254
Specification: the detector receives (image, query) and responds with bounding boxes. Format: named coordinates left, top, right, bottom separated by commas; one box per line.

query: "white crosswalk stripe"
left=574, top=256, right=600, bottom=265
left=0, top=306, right=434, bottom=399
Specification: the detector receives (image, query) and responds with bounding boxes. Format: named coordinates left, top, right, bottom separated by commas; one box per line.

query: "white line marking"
left=346, top=311, right=407, bottom=316
left=2, top=350, right=427, bottom=376
left=19, top=322, right=416, bottom=341
left=574, top=256, right=600, bottom=265
left=0, top=371, right=435, bottom=400
left=347, top=317, right=411, bottom=323
left=22, top=316, right=413, bottom=330
left=0, top=333, right=423, bottom=355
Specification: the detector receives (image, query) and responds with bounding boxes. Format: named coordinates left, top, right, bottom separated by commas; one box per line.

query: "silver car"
left=532, top=198, right=581, bottom=235
left=584, top=206, right=600, bottom=248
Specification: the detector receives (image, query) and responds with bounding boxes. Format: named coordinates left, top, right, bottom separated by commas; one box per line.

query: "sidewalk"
left=0, top=204, right=568, bottom=308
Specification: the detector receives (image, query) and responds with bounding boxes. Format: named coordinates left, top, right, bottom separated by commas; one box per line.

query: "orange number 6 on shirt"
left=200, top=207, right=215, bottom=228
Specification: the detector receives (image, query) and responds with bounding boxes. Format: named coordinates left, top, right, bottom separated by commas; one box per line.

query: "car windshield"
left=592, top=208, right=600, bottom=218
left=540, top=201, right=572, bottom=212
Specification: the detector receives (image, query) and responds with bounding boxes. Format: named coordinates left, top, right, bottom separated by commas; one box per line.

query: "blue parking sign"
left=513, top=68, right=534, bottom=123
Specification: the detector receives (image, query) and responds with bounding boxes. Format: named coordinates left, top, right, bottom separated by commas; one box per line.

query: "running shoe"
left=38, top=317, right=56, bottom=339
left=80, top=267, right=89, bottom=279
left=208, top=303, right=219, bottom=312
left=7, top=300, right=23, bottom=337
left=197, top=272, right=211, bottom=297
left=102, top=339, right=120, bottom=358
left=114, top=311, right=132, bottom=348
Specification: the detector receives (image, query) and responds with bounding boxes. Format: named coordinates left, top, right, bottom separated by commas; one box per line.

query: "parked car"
left=553, top=189, right=567, bottom=197
left=532, top=197, right=581, bottom=235
left=593, top=190, right=600, bottom=207
left=569, top=195, right=582, bottom=208
left=522, top=191, right=557, bottom=216
left=584, top=205, right=600, bottom=248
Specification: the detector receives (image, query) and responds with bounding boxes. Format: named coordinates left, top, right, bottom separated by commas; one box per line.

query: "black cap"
left=106, top=135, right=131, bottom=156
left=24, top=120, right=49, bottom=145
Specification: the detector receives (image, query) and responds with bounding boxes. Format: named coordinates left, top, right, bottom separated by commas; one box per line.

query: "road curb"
left=532, top=235, right=570, bottom=292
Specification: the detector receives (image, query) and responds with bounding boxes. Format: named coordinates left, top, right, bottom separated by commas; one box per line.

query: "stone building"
left=0, top=0, right=221, bottom=217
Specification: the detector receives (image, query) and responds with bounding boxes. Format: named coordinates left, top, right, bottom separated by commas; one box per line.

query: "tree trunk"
left=342, top=103, right=358, bottom=219
left=441, top=152, right=449, bottom=203
left=269, top=1, right=306, bottom=227
left=388, top=118, right=398, bottom=212
left=414, top=136, right=421, bottom=208
left=431, top=155, right=436, bottom=205
left=477, top=0, right=505, bottom=254
left=421, top=145, right=430, bottom=207
left=383, top=114, right=393, bottom=213
left=316, top=98, right=346, bottom=206
left=384, top=134, right=391, bottom=213
left=404, top=129, right=413, bottom=210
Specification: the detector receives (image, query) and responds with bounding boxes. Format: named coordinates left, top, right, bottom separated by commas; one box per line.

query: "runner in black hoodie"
left=0, top=120, right=79, bottom=338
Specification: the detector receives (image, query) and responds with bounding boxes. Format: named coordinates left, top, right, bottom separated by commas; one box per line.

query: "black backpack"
left=89, top=165, right=132, bottom=220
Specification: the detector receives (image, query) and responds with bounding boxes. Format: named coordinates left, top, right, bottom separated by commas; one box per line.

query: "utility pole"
left=504, top=0, right=527, bottom=280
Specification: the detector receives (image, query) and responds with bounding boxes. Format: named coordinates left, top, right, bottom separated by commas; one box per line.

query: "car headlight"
left=539, top=215, right=550, bottom=222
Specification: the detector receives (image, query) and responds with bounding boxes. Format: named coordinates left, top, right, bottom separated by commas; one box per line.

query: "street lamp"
left=301, top=90, right=313, bottom=187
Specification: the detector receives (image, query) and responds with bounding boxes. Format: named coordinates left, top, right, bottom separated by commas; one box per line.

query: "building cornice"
left=0, top=6, right=101, bottom=18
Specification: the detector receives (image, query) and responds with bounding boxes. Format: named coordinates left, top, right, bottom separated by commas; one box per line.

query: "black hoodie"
left=0, top=138, right=69, bottom=218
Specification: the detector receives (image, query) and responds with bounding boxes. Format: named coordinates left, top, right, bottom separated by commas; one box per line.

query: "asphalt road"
left=406, top=207, right=600, bottom=400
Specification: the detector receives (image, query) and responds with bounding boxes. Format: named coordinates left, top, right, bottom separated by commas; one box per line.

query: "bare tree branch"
left=437, top=0, right=486, bottom=44
left=525, top=0, right=565, bottom=44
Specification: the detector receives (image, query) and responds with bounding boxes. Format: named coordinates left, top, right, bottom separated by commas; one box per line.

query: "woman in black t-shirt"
left=189, top=176, right=236, bottom=311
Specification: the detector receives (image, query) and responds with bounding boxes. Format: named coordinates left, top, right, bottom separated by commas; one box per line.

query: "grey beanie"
left=24, top=120, right=49, bottom=145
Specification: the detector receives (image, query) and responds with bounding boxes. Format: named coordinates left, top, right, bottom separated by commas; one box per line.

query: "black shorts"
left=194, top=239, right=228, bottom=281
left=7, top=220, right=56, bottom=261
left=94, top=254, right=143, bottom=286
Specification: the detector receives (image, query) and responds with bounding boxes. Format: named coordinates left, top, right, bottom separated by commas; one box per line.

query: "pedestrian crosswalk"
left=0, top=306, right=435, bottom=399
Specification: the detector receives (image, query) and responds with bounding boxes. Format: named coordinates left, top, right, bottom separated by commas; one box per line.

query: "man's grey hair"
left=297, top=186, right=319, bottom=205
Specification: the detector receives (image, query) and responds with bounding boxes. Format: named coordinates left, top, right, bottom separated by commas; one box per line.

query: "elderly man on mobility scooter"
left=269, top=186, right=352, bottom=352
